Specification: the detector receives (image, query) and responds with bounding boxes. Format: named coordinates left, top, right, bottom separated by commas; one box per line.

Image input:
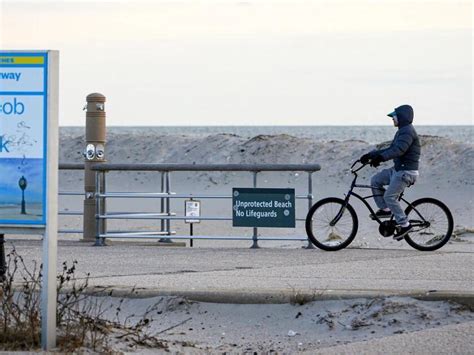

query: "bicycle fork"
left=330, top=198, right=351, bottom=227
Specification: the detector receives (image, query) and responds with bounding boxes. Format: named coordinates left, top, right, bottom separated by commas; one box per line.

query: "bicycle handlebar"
left=350, top=160, right=368, bottom=174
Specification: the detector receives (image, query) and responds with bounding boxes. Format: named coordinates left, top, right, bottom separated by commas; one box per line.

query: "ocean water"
left=63, top=125, right=473, bottom=144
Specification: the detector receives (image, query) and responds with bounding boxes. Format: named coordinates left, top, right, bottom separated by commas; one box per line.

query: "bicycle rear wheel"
left=404, top=198, right=454, bottom=251
left=305, top=197, right=358, bottom=251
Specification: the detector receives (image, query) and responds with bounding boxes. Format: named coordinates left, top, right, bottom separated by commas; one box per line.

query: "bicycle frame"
left=331, top=160, right=428, bottom=229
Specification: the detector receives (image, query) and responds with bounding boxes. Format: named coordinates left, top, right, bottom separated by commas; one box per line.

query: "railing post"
left=250, top=171, right=260, bottom=249
left=159, top=171, right=172, bottom=243
left=166, top=171, right=171, bottom=235
left=100, top=171, right=107, bottom=242
left=305, top=172, right=315, bottom=249
left=94, top=171, right=106, bottom=246
left=0, top=234, right=5, bottom=281
left=160, top=171, right=165, bottom=234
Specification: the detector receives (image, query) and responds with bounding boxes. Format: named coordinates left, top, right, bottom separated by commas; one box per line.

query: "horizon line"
left=60, top=124, right=473, bottom=127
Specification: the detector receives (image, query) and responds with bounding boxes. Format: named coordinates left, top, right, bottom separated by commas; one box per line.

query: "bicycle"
left=305, top=160, right=454, bottom=251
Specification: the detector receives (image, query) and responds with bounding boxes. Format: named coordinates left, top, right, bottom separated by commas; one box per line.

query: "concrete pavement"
left=6, top=239, right=474, bottom=305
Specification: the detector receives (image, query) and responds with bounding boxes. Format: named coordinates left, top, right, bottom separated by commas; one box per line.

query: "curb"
left=76, top=239, right=187, bottom=247
left=87, top=286, right=474, bottom=309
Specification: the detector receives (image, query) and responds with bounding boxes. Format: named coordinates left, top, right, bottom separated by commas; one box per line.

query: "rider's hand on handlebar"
left=370, top=154, right=383, bottom=167
left=360, top=154, right=371, bottom=165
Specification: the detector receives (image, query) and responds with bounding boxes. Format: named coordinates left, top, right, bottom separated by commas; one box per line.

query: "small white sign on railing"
left=185, top=199, right=201, bottom=224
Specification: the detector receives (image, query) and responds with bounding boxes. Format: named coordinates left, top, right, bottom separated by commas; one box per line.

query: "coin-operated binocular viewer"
left=83, top=93, right=106, bottom=242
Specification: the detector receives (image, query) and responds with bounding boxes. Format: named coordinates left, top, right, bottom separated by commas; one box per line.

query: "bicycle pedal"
left=393, top=234, right=406, bottom=241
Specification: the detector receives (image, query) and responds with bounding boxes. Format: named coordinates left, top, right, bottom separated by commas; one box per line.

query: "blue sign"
left=0, top=52, right=48, bottom=225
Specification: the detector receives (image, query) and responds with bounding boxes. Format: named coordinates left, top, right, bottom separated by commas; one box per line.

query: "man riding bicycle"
left=360, top=104, right=421, bottom=241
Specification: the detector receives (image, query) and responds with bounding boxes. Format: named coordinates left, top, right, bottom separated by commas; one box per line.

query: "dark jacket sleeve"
left=379, top=127, right=414, bottom=161
left=368, top=147, right=388, bottom=159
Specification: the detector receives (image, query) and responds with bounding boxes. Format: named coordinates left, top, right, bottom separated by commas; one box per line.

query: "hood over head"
left=390, top=105, right=413, bottom=127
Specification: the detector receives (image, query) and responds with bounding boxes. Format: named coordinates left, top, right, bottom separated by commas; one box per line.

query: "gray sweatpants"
left=370, top=167, right=418, bottom=226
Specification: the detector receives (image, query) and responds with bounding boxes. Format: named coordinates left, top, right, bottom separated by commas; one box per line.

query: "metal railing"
left=58, top=163, right=84, bottom=234
left=92, top=163, right=321, bottom=248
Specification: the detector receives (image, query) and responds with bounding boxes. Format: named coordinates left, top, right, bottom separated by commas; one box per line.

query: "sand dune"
left=60, top=129, right=473, bottom=186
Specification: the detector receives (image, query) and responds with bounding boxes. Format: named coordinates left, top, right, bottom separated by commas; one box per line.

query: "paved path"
left=7, top=239, right=474, bottom=304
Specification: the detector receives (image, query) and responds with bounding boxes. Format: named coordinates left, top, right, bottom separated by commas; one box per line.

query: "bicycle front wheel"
left=305, top=197, right=358, bottom=251
left=404, top=198, right=454, bottom=251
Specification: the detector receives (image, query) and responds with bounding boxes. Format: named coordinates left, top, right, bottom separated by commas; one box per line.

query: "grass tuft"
left=0, top=246, right=167, bottom=352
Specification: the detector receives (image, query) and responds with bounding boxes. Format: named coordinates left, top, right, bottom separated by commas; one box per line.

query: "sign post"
left=185, top=199, right=201, bottom=247
left=0, top=51, right=59, bottom=350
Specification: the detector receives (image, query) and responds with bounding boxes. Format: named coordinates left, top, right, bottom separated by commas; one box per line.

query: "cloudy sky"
left=1, top=0, right=472, bottom=126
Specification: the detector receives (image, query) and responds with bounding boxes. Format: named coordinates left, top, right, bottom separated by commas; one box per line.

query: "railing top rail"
left=59, top=163, right=84, bottom=170
left=91, top=163, right=321, bottom=172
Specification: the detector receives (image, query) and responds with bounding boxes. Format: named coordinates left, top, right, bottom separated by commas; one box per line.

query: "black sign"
left=232, top=188, right=295, bottom=228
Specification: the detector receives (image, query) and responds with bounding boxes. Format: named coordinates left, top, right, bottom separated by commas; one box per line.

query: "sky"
left=1, top=0, right=472, bottom=126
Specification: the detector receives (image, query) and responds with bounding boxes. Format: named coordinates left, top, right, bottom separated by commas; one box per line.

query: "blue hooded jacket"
left=372, top=105, right=421, bottom=171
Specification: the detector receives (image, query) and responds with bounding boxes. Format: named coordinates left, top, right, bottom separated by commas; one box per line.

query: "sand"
left=80, top=295, right=474, bottom=353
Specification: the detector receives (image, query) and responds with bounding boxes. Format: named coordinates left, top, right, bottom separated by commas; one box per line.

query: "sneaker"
left=393, top=224, right=413, bottom=241
left=370, top=209, right=392, bottom=220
